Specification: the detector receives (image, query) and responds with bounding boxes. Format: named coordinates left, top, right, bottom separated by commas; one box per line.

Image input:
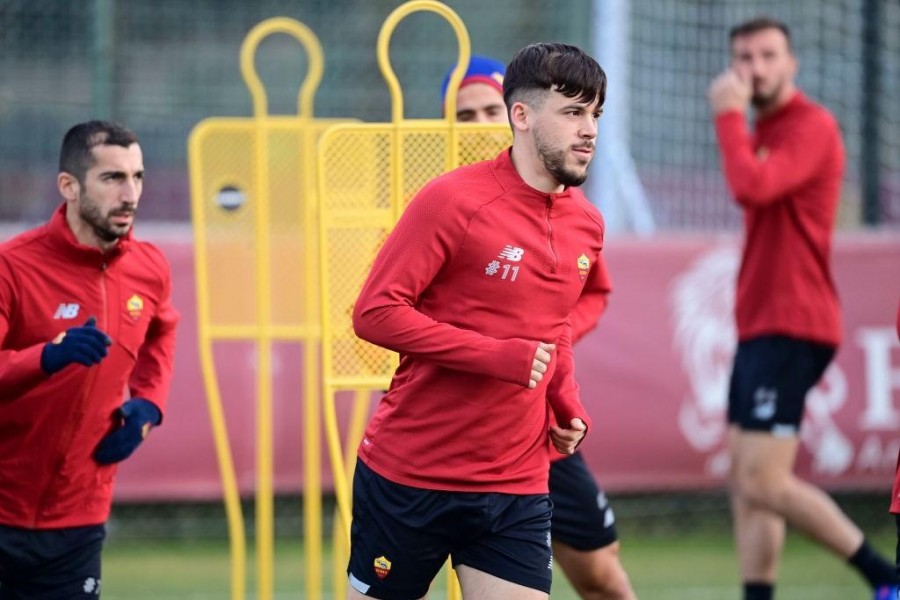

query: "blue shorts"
left=728, top=335, right=836, bottom=435
left=347, top=459, right=553, bottom=599
left=0, top=523, right=105, bottom=599
left=549, top=452, right=618, bottom=551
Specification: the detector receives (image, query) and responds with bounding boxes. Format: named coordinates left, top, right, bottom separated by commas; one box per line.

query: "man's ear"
left=57, top=172, right=80, bottom=202
left=509, top=101, right=530, bottom=133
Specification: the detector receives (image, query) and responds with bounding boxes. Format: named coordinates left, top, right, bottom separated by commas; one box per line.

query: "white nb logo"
left=752, top=386, right=778, bottom=420
left=498, top=245, right=525, bottom=262
left=53, top=303, right=80, bottom=320
left=83, top=577, right=100, bottom=594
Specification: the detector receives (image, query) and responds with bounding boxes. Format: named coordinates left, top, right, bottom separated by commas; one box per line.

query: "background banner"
left=113, top=232, right=900, bottom=499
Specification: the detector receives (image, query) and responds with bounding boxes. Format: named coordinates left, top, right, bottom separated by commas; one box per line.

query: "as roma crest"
left=577, top=254, right=591, bottom=281
left=127, top=294, right=144, bottom=320
left=373, top=555, right=392, bottom=580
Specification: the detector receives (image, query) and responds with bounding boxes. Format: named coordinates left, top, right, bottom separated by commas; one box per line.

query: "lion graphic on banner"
left=670, top=245, right=853, bottom=479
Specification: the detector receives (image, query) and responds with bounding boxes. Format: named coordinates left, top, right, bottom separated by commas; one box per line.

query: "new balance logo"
left=752, top=386, right=778, bottom=421
left=82, top=577, right=100, bottom=595
left=498, top=245, right=525, bottom=262
left=53, top=303, right=81, bottom=320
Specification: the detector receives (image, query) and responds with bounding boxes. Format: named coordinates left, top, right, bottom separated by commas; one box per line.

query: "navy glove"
left=94, top=398, right=162, bottom=465
left=41, top=316, right=112, bottom=375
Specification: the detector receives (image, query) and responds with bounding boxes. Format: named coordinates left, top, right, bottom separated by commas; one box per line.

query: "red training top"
left=570, top=251, right=611, bottom=344
left=353, top=149, right=601, bottom=494
left=0, top=204, right=179, bottom=528
left=714, top=91, right=844, bottom=346
left=547, top=253, right=611, bottom=464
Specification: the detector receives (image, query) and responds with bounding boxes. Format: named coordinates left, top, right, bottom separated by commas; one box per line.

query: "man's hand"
left=94, top=398, right=162, bottom=465
left=41, top=316, right=112, bottom=375
left=707, top=69, right=751, bottom=115
left=529, top=342, right=555, bottom=389
left=549, top=418, right=587, bottom=455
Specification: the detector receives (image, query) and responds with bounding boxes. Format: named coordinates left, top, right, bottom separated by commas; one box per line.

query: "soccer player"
left=440, top=55, right=636, bottom=600
left=707, top=17, right=897, bottom=600
left=892, top=301, right=900, bottom=590
left=0, top=120, right=179, bottom=598
left=347, top=43, right=605, bottom=599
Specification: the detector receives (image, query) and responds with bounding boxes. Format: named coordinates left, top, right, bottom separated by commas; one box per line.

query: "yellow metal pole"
left=240, top=26, right=274, bottom=600
left=188, top=123, right=247, bottom=600
left=376, top=0, right=469, bottom=221
left=317, top=123, right=353, bottom=541
left=252, top=124, right=275, bottom=600
left=331, top=502, right=350, bottom=600
left=302, top=122, right=323, bottom=600
left=302, top=193, right=323, bottom=600
left=295, top=22, right=326, bottom=597
left=321, top=383, right=353, bottom=536
left=239, top=18, right=327, bottom=600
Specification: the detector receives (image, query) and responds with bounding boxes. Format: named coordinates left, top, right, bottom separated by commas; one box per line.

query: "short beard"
left=79, top=192, right=131, bottom=243
left=535, top=135, right=589, bottom=188
left=751, top=79, right=784, bottom=111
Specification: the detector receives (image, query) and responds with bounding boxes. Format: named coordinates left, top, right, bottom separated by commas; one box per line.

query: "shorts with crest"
left=346, top=459, right=553, bottom=599
left=727, top=334, right=836, bottom=435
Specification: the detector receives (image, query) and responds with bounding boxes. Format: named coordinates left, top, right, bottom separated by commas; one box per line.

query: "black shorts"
left=728, top=334, right=836, bottom=435
left=549, top=451, right=618, bottom=551
left=0, top=523, right=105, bottom=599
left=347, top=459, right=553, bottom=599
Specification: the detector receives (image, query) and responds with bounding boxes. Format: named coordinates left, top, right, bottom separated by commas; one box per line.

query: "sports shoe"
left=873, top=584, right=899, bottom=600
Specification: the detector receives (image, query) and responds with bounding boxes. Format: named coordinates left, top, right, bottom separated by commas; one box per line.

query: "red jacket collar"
left=490, top=148, right=575, bottom=203
left=758, top=90, right=807, bottom=125
left=47, top=203, right=131, bottom=264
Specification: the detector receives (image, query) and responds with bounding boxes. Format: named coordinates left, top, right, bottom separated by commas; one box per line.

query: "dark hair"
left=59, top=120, right=139, bottom=183
left=503, top=42, right=606, bottom=111
left=729, top=16, right=792, bottom=51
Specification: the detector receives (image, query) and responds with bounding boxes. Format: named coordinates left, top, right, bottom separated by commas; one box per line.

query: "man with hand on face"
left=346, top=43, right=606, bottom=600
left=708, top=17, right=897, bottom=600
left=439, top=54, right=636, bottom=600
left=0, top=120, right=179, bottom=598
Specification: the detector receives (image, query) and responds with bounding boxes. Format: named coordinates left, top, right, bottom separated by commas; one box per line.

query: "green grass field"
left=100, top=529, right=896, bottom=599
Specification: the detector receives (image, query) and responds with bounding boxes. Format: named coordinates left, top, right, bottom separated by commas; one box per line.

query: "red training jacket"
left=892, top=300, right=900, bottom=515
left=353, top=149, right=600, bottom=494
left=547, top=252, right=611, bottom=464
left=0, top=204, right=179, bottom=528
left=571, top=250, right=611, bottom=344
left=714, top=91, right=844, bottom=346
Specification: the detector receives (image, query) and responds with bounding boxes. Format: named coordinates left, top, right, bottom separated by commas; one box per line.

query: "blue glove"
left=93, top=398, right=162, bottom=465
left=41, top=316, right=112, bottom=374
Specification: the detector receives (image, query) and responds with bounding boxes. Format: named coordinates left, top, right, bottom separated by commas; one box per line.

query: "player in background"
left=346, top=43, right=605, bottom=599
left=891, top=300, right=900, bottom=598
left=707, top=17, right=897, bottom=600
left=0, top=120, right=179, bottom=598
left=440, top=55, right=636, bottom=600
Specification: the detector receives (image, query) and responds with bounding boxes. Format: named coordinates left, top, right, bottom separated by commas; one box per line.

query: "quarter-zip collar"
left=45, top=203, right=131, bottom=267
left=490, top=148, right=574, bottom=205
left=756, top=90, right=805, bottom=128
left=489, top=149, right=566, bottom=272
